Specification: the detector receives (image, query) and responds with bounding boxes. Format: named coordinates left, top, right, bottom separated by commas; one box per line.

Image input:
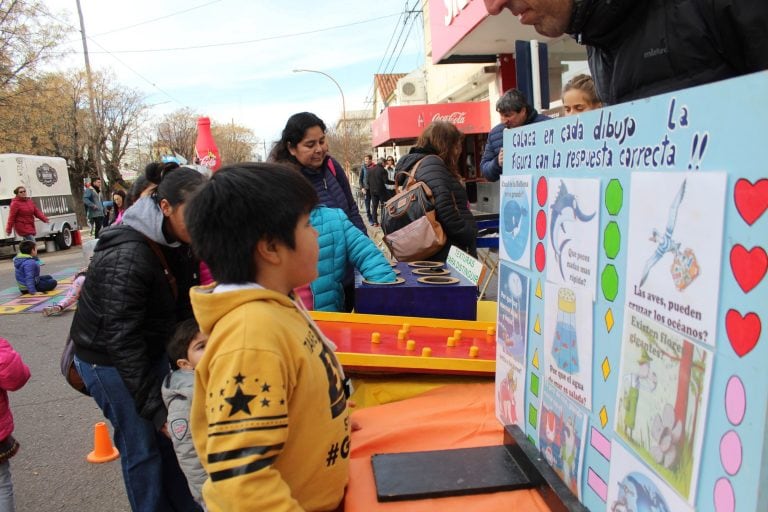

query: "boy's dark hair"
left=19, top=240, right=35, bottom=254
left=166, top=317, right=201, bottom=364
left=496, top=88, right=531, bottom=116
left=185, top=163, right=319, bottom=284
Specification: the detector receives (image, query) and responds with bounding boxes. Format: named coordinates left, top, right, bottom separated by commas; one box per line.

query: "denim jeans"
left=0, top=460, right=14, bottom=512
left=21, top=235, right=35, bottom=242
left=74, top=356, right=200, bottom=512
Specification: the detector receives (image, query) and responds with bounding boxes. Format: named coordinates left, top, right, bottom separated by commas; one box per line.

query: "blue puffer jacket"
left=299, top=156, right=366, bottom=233
left=13, top=254, right=39, bottom=293
left=480, top=110, right=550, bottom=182
left=300, top=207, right=396, bottom=312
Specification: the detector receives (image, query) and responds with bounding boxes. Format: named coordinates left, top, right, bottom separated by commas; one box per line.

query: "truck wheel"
left=56, top=225, right=73, bottom=250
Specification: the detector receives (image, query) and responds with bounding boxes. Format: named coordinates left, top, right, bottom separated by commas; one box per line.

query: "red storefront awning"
left=371, top=101, right=491, bottom=147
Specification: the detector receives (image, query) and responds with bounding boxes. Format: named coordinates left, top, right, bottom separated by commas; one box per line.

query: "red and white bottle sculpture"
left=195, top=116, right=221, bottom=172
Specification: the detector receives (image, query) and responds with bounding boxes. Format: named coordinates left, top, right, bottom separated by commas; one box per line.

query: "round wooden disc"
left=362, top=277, right=406, bottom=285
left=407, top=261, right=444, bottom=268
left=411, top=267, right=450, bottom=276
left=416, top=276, right=460, bottom=285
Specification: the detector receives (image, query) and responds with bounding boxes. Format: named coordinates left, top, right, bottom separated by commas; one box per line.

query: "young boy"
left=161, top=318, right=209, bottom=507
left=185, top=163, right=350, bottom=512
left=13, top=240, right=57, bottom=295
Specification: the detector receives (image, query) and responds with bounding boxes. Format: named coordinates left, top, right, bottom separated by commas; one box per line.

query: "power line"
left=88, top=0, right=224, bottom=37
left=63, top=12, right=403, bottom=54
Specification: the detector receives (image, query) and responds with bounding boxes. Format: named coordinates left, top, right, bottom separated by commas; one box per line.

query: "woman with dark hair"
left=70, top=164, right=205, bottom=512
left=108, top=189, right=127, bottom=225
left=393, top=121, right=477, bottom=261
left=270, top=112, right=366, bottom=311
left=4, top=186, right=49, bottom=241
left=269, top=112, right=365, bottom=232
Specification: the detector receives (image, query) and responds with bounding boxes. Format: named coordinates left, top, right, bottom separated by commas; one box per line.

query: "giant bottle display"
left=195, top=116, right=221, bottom=172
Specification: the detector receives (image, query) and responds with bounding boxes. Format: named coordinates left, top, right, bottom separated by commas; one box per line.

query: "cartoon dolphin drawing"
left=639, top=179, right=686, bottom=288
left=549, top=181, right=596, bottom=279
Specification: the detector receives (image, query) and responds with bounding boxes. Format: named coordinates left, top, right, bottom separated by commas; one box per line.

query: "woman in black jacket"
left=70, top=164, right=205, bottom=512
left=394, top=121, right=478, bottom=261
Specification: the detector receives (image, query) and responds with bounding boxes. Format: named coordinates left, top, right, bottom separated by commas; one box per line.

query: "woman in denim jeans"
left=70, top=164, right=205, bottom=511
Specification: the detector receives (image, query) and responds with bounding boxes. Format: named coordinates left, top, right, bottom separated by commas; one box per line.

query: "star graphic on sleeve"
left=234, top=373, right=246, bottom=384
left=261, top=398, right=271, bottom=407
left=261, top=382, right=271, bottom=393
left=225, top=385, right=256, bottom=417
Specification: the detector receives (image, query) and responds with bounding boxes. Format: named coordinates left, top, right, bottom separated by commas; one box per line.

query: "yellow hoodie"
left=190, top=284, right=349, bottom=511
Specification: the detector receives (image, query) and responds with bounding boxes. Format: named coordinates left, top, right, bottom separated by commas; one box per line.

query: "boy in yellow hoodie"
left=185, top=163, right=350, bottom=512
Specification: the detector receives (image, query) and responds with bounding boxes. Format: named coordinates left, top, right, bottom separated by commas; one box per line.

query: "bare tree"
left=156, top=108, right=199, bottom=162
left=326, top=116, right=373, bottom=174
left=211, top=121, right=257, bottom=165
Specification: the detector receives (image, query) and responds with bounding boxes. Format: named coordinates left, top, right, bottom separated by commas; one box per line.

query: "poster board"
left=494, top=71, right=768, bottom=512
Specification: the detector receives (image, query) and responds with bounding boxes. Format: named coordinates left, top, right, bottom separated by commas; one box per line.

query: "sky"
left=41, top=0, right=425, bottom=156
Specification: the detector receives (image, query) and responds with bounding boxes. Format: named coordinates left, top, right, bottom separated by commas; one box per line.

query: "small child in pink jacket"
left=0, top=337, right=31, bottom=511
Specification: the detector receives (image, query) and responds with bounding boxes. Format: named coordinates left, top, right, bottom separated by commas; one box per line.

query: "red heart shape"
left=726, top=309, right=762, bottom=357
left=734, top=178, right=768, bottom=225
left=730, top=244, right=768, bottom=293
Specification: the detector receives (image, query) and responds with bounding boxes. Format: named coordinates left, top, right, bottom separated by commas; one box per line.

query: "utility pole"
left=75, top=0, right=105, bottom=185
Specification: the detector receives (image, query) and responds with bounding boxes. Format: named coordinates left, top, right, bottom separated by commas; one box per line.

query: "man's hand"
left=497, top=148, right=504, bottom=166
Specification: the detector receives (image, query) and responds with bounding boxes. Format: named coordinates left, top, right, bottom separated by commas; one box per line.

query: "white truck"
left=0, top=153, right=79, bottom=249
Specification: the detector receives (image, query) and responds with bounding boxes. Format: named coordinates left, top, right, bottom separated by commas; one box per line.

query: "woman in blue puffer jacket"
left=296, top=206, right=396, bottom=311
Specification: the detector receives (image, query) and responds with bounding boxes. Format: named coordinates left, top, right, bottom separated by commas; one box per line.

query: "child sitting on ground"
left=161, top=318, right=208, bottom=508
left=296, top=205, right=396, bottom=311
left=13, top=240, right=56, bottom=295
left=185, top=163, right=350, bottom=512
left=42, top=267, right=87, bottom=317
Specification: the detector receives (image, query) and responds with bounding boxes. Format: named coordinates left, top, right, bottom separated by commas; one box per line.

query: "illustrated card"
left=495, top=349, right=525, bottom=428
left=607, top=441, right=694, bottom=512
left=499, top=174, right=532, bottom=268
left=543, top=282, right=594, bottom=409
left=497, top=262, right=529, bottom=361
left=613, top=310, right=712, bottom=502
left=545, top=178, right=600, bottom=299
left=625, top=172, right=726, bottom=346
left=538, top=384, right=588, bottom=498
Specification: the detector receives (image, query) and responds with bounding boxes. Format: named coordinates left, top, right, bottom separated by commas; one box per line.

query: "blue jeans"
left=74, top=356, right=200, bottom=512
left=36, top=275, right=57, bottom=292
left=21, top=235, right=35, bottom=242
left=0, top=460, right=14, bottom=512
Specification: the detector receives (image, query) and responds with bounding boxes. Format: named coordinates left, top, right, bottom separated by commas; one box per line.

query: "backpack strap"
left=143, top=236, right=178, bottom=300
left=327, top=157, right=337, bottom=177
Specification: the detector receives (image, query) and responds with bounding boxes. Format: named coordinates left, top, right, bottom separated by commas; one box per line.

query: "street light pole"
left=292, top=68, right=349, bottom=170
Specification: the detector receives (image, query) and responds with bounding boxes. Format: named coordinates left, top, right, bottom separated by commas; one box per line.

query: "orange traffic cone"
left=86, top=421, right=119, bottom=463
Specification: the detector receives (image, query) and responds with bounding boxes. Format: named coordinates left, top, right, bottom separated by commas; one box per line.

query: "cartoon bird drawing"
left=549, top=181, right=596, bottom=279
left=639, top=179, right=687, bottom=288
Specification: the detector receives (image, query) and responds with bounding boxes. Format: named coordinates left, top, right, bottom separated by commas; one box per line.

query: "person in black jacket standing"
left=70, top=164, right=205, bottom=512
left=367, top=158, right=389, bottom=227
left=394, top=121, right=478, bottom=261
left=483, top=0, right=768, bottom=106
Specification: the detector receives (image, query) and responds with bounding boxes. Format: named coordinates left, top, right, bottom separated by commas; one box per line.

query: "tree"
left=91, top=71, right=147, bottom=189
left=211, top=121, right=257, bottom=165
left=326, top=115, right=372, bottom=173
left=156, top=108, right=198, bottom=162
left=0, top=0, right=68, bottom=106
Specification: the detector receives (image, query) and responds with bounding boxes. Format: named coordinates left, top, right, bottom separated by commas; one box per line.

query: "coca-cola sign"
left=431, top=111, right=467, bottom=125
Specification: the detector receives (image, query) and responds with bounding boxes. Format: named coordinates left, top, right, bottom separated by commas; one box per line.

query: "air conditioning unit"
left=397, top=76, right=427, bottom=104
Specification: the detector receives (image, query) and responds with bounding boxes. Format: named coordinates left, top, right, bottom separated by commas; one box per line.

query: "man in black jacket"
left=358, top=154, right=374, bottom=224
left=484, top=0, right=768, bottom=105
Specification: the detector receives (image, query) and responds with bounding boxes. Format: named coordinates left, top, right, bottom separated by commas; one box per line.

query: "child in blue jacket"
left=296, top=206, right=396, bottom=311
left=13, top=240, right=57, bottom=295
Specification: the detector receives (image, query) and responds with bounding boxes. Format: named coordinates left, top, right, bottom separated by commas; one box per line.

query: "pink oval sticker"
left=725, top=376, right=746, bottom=426
left=719, top=431, right=742, bottom=476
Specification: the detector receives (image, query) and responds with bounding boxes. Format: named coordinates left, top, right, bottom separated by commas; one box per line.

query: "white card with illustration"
left=613, top=310, right=712, bottom=502
left=497, top=263, right=529, bottom=361
left=537, top=384, right=588, bottom=499
left=495, top=350, right=525, bottom=428
left=607, top=441, right=694, bottom=512
left=499, top=175, right=532, bottom=268
left=624, top=172, right=726, bottom=346
left=545, top=178, right=600, bottom=299
left=543, top=282, right=593, bottom=409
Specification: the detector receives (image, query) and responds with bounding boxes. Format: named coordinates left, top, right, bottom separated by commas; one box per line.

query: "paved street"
left=0, top=245, right=130, bottom=511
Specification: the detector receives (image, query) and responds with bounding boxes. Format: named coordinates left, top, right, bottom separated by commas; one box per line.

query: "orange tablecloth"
left=346, top=383, right=552, bottom=512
